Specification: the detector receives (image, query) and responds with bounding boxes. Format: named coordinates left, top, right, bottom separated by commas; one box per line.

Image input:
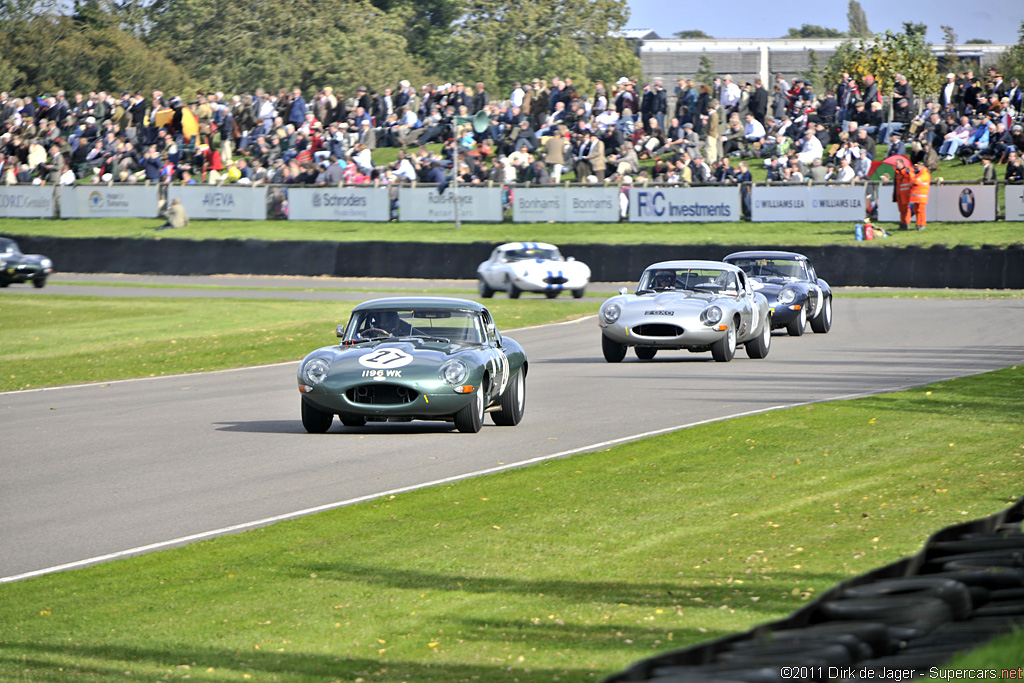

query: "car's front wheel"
left=602, top=334, right=627, bottom=363
left=745, top=320, right=772, bottom=359
left=492, top=370, right=525, bottom=426
left=508, top=282, right=521, bottom=299
left=711, top=325, right=737, bottom=362
left=301, top=399, right=334, bottom=433
left=454, top=384, right=485, bottom=433
left=572, top=288, right=585, bottom=299
left=787, top=306, right=807, bottom=336
left=478, top=279, right=495, bottom=298
left=810, top=296, right=833, bottom=333
left=545, top=290, right=559, bottom=299
left=635, top=346, right=657, bottom=360
left=32, top=277, right=46, bottom=289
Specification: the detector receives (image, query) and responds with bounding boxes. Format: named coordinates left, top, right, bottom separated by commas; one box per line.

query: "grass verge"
left=3, top=217, right=1021, bottom=248
left=0, top=366, right=1020, bottom=682
left=0, top=295, right=596, bottom=392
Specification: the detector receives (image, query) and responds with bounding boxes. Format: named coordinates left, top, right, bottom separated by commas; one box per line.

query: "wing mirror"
left=619, top=287, right=628, bottom=295
left=336, top=324, right=345, bottom=338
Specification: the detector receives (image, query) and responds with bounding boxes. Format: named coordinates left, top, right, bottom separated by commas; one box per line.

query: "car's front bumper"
left=767, top=301, right=804, bottom=327
left=299, top=378, right=476, bottom=419
left=1, top=264, right=50, bottom=283
left=599, top=320, right=727, bottom=348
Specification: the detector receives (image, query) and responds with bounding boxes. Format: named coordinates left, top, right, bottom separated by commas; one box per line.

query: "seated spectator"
left=795, top=129, right=823, bottom=168
left=938, top=116, right=973, bottom=159
left=878, top=97, right=912, bottom=142
left=855, top=128, right=876, bottom=160
left=835, top=156, right=855, bottom=182
left=1006, top=150, right=1023, bottom=182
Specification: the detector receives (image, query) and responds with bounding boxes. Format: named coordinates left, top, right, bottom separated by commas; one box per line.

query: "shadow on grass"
left=296, top=561, right=849, bottom=619
left=0, top=642, right=600, bottom=683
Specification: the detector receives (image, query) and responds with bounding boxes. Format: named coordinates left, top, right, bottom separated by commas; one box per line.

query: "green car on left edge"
left=0, top=237, right=54, bottom=288
left=297, top=297, right=528, bottom=433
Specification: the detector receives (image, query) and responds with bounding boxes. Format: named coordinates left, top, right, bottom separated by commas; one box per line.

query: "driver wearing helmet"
left=362, top=310, right=406, bottom=338
left=652, top=270, right=676, bottom=290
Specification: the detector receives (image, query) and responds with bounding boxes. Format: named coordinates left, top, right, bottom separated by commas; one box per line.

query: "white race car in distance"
left=477, top=242, right=591, bottom=299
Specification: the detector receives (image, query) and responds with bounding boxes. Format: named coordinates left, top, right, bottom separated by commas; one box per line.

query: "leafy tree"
left=965, top=39, right=992, bottom=44
left=694, top=54, right=716, bottom=86
left=367, top=0, right=460, bottom=62
left=785, top=24, right=843, bottom=39
left=940, top=25, right=977, bottom=79
left=799, top=49, right=824, bottom=95
left=142, top=0, right=426, bottom=95
left=1, top=13, right=192, bottom=94
left=674, top=29, right=712, bottom=39
left=824, top=25, right=940, bottom=107
left=438, top=0, right=640, bottom=94
left=846, top=0, right=871, bottom=38
left=996, top=21, right=1024, bottom=82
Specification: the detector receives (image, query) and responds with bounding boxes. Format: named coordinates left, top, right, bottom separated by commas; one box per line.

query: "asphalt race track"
left=2, top=276, right=1023, bottom=582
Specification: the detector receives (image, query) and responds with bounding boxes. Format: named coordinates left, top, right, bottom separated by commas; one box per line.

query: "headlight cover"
left=701, top=306, right=723, bottom=325
left=303, top=358, right=330, bottom=385
left=40, top=258, right=53, bottom=269
left=778, top=288, right=797, bottom=305
left=440, top=359, right=469, bottom=385
left=602, top=303, right=621, bottom=324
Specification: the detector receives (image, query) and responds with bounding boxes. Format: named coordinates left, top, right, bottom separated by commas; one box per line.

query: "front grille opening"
left=633, top=323, right=684, bottom=337
left=543, top=276, right=569, bottom=285
left=346, top=384, right=419, bottom=405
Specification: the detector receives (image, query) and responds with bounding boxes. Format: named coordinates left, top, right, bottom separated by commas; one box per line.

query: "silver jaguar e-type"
left=598, top=260, right=772, bottom=362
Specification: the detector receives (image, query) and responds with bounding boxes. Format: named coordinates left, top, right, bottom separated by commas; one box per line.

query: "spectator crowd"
left=1, top=65, right=1022, bottom=190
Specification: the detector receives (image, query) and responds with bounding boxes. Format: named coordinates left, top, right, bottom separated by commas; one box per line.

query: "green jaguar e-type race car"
left=297, top=297, right=528, bottom=433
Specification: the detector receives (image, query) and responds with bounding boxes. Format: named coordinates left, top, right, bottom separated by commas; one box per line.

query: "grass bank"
left=1, top=366, right=1020, bottom=682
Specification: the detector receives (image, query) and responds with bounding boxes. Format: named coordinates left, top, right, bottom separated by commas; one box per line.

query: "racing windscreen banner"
left=513, top=187, right=620, bottom=222
left=750, top=185, right=867, bottom=222
left=398, top=187, right=504, bottom=222
left=168, top=185, right=268, bottom=220
left=876, top=184, right=997, bottom=223
left=628, top=186, right=741, bottom=222
left=287, top=187, right=390, bottom=221
left=59, top=185, right=160, bottom=218
left=0, top=186, right=56, bottom=218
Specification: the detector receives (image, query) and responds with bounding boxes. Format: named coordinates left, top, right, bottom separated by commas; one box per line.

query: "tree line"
left=0, top=0, right=641, bottom=98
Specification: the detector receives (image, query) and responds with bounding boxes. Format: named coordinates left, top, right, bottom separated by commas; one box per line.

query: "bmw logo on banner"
left=958, top=188, right=975, bottom=218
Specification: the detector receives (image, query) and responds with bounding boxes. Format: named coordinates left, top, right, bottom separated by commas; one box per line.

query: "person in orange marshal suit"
left=893, top=158, right=915, bottom=230
left=908, top=161, right=931, bottom=230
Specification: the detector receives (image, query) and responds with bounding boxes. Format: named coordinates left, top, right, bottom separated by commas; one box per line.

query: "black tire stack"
left=600, top=497, right=1024, bottom=682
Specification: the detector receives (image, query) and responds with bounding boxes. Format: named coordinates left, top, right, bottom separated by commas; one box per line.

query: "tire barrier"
left=5, top=235, right=1024, bottom=289
left=600, top=496, right=1024, bottom=682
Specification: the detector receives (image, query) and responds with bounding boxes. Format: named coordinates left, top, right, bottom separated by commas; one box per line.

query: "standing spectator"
left=652, top=78, right=667, bottom=132
left=288, top=88, right=307, bottom=128
left=939, top=73, right=958, bottom=115
left=750, top=79, right=769, bottom=124
left=981, top=155, right=997, bottom=183
left=720, top=75, right=741, bottom=113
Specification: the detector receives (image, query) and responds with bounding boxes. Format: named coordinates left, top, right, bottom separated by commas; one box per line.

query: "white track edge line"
left=1, top=379, right=952, bottom=585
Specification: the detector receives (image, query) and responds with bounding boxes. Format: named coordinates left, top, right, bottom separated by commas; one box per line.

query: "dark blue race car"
left=723, top=251, right=832, bottom=336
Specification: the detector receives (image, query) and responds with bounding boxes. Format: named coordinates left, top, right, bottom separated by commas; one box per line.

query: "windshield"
left=638, top=267, right=739, bottom=295
left=503, top=247, right=562, bottom=262
left=343, top=308, right=484, bottom=344
left=728, top=258, right=808, bottom=281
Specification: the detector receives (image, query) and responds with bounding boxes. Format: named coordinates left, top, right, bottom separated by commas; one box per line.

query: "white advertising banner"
left=751, top=185, right=866, bottom=222
left=1006, top=183, right=1024, bottom=222
left=287, top=187, right=390, bottom=222
left=168, top=185, right=267, bottom=220
left=877, top=184, right=997, bottom=223
left=628, top=186, right=740, bottom=223
left=513, top=187, right=619, bottom=222
left=399, top=187, right=504, bottom=222
left=0, top=186, right=55, bottom=218
left=60, top=185, right=159, bottom=218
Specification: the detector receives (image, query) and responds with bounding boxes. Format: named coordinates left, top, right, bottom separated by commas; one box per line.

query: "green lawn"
left=1, top=366, right=1020, bottom=682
